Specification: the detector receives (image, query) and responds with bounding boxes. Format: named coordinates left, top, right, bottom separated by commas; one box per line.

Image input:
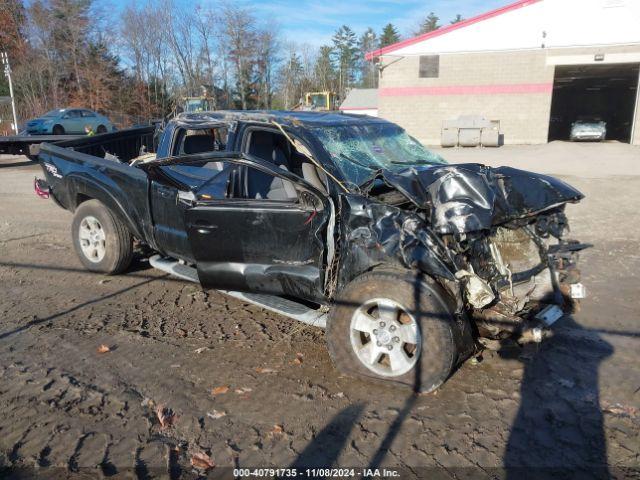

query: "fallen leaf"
left=194, top=347, right=209, bottom=354
left=292, top=352, right=304, bottom=365
left=176, top=328, right=187, bottom=337
left=97, top=344, right=110, bottom=354
left=155, top=404, right=177, bottom=428
left=271, top=424, right=284, bottom=435
left=207, top=409, right=227, bottom=419
left=211, top=386, right=229, bottom=396
left=190, top=451, right=215, bottom=470
left=602, top=402, right=638, bottom=418
left=255, top=367, right=277, bottom=374
left=235, top=387, right=253, bottom=395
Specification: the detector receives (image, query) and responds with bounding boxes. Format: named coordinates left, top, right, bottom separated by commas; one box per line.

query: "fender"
left=63, top=173, right=147, bottom=242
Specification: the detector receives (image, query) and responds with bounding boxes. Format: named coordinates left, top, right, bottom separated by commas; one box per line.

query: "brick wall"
left=378, top=45, right=640, bottom=145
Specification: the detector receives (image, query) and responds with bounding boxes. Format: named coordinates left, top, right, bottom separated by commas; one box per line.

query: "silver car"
left=25, top=108, right=114, bottom=135
left=570, top=118, right=606, bottom=142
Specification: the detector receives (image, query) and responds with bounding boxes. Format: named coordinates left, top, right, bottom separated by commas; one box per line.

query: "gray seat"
left=301, top=163, right=327, bottom=192
left=246, top=132, right=297, bottom=201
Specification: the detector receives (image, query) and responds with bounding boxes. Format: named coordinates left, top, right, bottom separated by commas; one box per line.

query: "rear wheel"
left=327, top=271, right=458, bottom=392
left=52, top=124, right=65, bottom=135
left=71, top=200, right=133, bottom=274
left=96, top=125, right=107, bottom=134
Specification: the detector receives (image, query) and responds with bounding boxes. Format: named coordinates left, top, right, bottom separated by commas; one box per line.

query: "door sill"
left=149, top=255, right=328, bottom=328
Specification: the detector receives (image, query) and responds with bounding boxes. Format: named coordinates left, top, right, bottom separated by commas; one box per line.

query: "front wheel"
left=96, top=125, right=107, bottom=134
left=71, top=200, right=133, bottom=274
left=326, top=271, right=458, bottom=392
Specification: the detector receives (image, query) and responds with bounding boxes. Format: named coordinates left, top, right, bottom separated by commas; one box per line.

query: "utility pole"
left=1, top=52, right=19, bottom=135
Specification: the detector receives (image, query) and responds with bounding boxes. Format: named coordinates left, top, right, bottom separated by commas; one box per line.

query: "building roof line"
left=365, top=0, right=543, bottom=60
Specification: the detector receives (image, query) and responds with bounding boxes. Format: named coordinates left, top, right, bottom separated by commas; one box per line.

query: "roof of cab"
left=175, top=110, right=386, bottom=128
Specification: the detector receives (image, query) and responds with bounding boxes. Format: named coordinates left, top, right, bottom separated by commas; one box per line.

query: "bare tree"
left=220, top=3, right=257, bottom=110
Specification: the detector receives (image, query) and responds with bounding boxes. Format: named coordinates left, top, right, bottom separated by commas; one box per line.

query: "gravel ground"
left=0, top=142, right=639, bottom=478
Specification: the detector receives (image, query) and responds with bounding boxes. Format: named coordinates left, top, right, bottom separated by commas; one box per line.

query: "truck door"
left=150, top=124, right=230, bottom=262
left=185, top=159, right=329, bottom=303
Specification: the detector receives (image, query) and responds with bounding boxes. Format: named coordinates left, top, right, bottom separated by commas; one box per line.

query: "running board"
left=149, top=255, right=327, bottom=328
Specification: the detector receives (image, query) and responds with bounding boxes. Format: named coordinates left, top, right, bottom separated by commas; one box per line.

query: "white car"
left=570, top=119, right=606, bottom=142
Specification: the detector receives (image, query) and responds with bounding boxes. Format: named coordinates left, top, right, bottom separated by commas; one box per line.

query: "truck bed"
left=44, top=126, right=156, bottom=163
left=0, top=134, right=84, bottom=159
left=33, top=126, right=158, bottom=248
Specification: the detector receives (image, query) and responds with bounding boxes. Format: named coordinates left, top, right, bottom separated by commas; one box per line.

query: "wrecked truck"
left=23, top=111, right=587, bottom=392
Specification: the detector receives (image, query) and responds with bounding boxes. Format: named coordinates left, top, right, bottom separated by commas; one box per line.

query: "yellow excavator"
left=296, top=91, right=338, bottom=111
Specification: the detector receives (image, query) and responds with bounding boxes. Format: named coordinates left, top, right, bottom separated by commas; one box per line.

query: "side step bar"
left=149, top=255, right=328, bottom=328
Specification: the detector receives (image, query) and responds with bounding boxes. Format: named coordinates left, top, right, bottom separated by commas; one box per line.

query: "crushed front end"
left=352, top=163, right=588, bottom=348
left=444, top=208, right=587, bottom=346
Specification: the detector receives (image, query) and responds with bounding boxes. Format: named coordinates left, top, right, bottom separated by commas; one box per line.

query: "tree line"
left=0, top=0, right=463, bottom=127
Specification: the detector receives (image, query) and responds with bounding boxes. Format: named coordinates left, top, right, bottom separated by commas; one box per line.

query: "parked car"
left=570, top=117, right=607, bottom=142
left=25, top=108, right=114, bottom=135
left=1, top=111, right=588, bottom=392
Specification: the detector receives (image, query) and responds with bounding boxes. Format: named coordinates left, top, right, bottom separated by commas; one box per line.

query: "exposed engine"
left=446, top=208, right=585, bottom=342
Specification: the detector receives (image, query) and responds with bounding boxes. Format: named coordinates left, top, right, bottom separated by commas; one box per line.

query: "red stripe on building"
left=379, top=83, right=553, bottom=97
left=365, top=0, right=542, bottom=60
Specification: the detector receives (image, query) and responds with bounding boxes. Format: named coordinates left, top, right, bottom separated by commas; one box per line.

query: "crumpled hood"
left=367, top=163, right=584, bottom=234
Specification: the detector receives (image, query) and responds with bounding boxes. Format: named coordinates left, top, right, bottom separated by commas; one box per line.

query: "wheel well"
left=75, top=193, right=92, bottom=209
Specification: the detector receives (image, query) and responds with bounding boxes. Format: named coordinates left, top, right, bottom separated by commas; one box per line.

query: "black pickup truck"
left=5, top=111, right=588, bottom=392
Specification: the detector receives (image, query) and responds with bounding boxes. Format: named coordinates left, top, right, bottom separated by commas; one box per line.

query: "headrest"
left=184, top=135, right=214, bottom=154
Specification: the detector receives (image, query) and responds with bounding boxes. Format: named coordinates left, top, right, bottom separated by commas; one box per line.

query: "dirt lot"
left=1, top=142, right=639, bottom=478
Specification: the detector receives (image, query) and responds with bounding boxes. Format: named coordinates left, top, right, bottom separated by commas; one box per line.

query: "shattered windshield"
left=311, top=123, right=446, bottom=186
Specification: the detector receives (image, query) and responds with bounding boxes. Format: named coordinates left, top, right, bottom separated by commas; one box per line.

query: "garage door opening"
left=548, top=63, right=639, bottom=143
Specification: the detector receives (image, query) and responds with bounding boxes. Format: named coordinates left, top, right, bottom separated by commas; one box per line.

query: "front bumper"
left=571, top=132, right=605, bottom=141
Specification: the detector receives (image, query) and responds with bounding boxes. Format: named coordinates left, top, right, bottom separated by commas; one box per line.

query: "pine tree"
left=450, top=14, right=464, bottom=24
left=379, top=23, right=400, bottom=48
left=358, top=28, right=378, bottom=88
left=331, top=25, right=359, bottom=98
left=314, top=45, right=335, bottom=92
left=417, top=12, right=440, bottom=34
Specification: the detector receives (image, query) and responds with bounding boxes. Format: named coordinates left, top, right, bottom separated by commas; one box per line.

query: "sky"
left=110, top=0, right=509, bottom=47
left=245, top=0, right=508, bottom=46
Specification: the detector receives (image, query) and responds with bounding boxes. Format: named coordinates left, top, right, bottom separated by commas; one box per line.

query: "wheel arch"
left=66, top=176, right=144, bottom=240
left=332, top=267, right=475, bottom=367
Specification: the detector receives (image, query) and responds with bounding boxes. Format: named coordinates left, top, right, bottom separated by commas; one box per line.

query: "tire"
left=52, top=124, right=65, bottom=135
left=96, top=125, right=107, bottom=134
left=71, top=200, right=133, bottom=275
left=326, top=270, right=458, bottom=393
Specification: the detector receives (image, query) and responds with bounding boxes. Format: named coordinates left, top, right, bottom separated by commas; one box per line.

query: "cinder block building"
left=366, top=0, right=640, bottom=145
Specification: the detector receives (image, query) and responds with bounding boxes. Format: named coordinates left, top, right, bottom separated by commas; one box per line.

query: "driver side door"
left=185, top=159, right=329, bottom=303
